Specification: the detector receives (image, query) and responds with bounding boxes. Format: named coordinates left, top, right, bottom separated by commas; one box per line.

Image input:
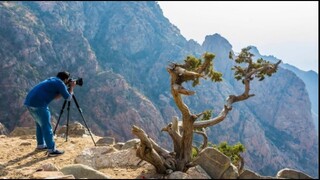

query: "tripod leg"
left=53, top=100, right=67, bottom=135
left=66, top=101, right=71, bottom=142
left=72, top=94, right=97, bottom=146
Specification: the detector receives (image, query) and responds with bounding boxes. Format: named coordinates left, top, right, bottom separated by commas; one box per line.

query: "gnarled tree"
left=132, top=46, right=281, bottom=174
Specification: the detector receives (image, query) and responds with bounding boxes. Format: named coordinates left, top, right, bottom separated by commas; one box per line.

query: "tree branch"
left=161, top=120, right=182, bottom=156
left=167, top=68, right=192, bottom=118
left=194, top=60, right=281, bottom=129
left=193, top=128, right=208, bottom=151
left=196, top=55, right=212, bottom=74
left=132, top=125, right=174, bottom=173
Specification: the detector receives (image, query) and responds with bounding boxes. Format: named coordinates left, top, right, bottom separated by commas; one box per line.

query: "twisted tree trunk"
left=132, top=50, right=281, bottom=174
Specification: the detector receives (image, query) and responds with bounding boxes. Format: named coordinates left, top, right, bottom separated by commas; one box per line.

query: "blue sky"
left=158, top=1, right=318, bottom=73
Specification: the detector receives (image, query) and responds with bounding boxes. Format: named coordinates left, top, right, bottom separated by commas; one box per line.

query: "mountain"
left=202, top=34, right=318, bottom=177
left=0, top=1, right=318, bottom=178
left=0, top=1, right=166, bottom=144
left=248, top=46, right=319, bottom=132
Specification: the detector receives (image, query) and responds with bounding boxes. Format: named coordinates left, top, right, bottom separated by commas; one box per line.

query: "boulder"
left=60, top=164, right=110, bottom=179
left=276, top=168, right=313, bottom=179
left=75, top=146, right=141, bottom=169
left=238, top=169, right=277, bottom=179
left=193, top=147, right=236, bottom=179
left=113, top=142, right=125, bottom=150
left=121, top=138, right=140, bottom=150
left=55, top=121, right=92, bottom=137
left=167, top=171, right=192, bottom=179
left=74, top=146, right=117, bottom=169
left=96, top=137, right=115, bottom=146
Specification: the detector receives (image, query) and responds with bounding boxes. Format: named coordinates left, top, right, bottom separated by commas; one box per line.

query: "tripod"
left=53, top=94, right=96, bottom=146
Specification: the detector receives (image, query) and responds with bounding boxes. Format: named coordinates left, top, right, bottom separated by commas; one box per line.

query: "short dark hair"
left=56, top=71, right=70, bottom=81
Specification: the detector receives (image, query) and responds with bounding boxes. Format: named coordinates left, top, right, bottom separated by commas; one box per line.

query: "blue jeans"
left=26, top=106, right=55, bottom=152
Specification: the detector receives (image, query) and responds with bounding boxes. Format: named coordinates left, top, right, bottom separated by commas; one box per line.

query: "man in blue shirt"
left=24, top=71, right=76, bottom=157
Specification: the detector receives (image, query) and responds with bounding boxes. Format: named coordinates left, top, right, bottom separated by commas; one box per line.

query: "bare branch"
left=174, top=67, right=203, bottom=81
left=194, top=105, right=231, bottom=129
left=173, top=83, right=195, bottom=96
left=167, top=68, right=192, bottom=118
left=193, top=128, right=208, bottom=151
left=132, top=125, right=170, bottom=173
left=161, top=122, right=182, bottom=155
left=172, top=116, right=181, bottom=135
left=194, top=60, right=281, bottom=129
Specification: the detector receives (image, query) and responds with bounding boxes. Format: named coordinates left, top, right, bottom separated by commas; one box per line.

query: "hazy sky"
left=158, top=1, right=318, bottom=73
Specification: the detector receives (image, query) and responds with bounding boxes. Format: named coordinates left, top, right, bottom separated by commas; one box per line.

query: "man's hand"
left=69, top=81, right=76, bottom=88
left=68, top=81, right=76, bottom=94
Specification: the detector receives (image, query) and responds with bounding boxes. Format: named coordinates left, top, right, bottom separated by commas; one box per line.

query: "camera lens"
left=76, top=78, right=83, bottom=86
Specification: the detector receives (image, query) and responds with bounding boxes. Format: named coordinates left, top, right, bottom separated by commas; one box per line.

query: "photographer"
left=24, top=71, right=76, bottom=157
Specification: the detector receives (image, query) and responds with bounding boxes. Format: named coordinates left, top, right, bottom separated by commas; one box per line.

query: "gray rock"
left=60, top=164, right=111, bottom=179
left=121, top=138, right=140, bottom=150
left=96, top=137, right=115, bottom=146
left=193, top=147, right=231, bottom=179
left=55, top=122, right=92, bottom=137
left=220, top=163, right=238, bottom=179
left=276, top=168, right=313, bottom=179
left=113, top=142, right=124, bottom=150
left=38, top=163, right=60, bottom=171
left=238, top=169, right=277, bottom=179
left=186, top=165, right=211, bottom=179
left=167, top=171, right=192, bottom=179
left=74, top=146, right=117, bottom=169
left=75, top=146, right=141, bottom=169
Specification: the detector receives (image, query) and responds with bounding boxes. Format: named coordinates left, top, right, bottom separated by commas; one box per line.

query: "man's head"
left=56, top=71, right=70, bottom=82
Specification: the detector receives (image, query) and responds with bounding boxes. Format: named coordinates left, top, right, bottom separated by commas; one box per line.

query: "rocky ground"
left=0, top=129, right=314, bottom=179
left=0, top=134, right=162, bottom=179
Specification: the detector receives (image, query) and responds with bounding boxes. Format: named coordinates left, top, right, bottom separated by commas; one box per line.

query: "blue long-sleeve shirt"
left=24, top=77, right=72, bottom=108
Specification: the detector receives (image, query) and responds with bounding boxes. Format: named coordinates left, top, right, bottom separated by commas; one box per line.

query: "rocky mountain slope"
left=248, top=46, right=318, bottom=132
left=0, top=1, right=318, bottom=178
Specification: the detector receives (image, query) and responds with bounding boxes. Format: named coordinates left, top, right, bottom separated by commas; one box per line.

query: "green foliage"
left=203, top=52, right=222, bottom=82
left=192, top=146, right=198, bottom=159
left=182, top=52, right=222, bottom=87
left=229, top=51, right=234, bottom=60
left=211, top=141, right=246, bottom=166
left=209, top=71, right=223, bottom=82
left=184, top=55, right=202, bottom=71
left=193, top=141, right=246, bottom=165
left=201, top=110, right=212, bottom=121
left=203, top=52, right=215, bottom=61
left=194, top=110, right=212, bottom=131
left=231, top=46, right=277, bottom=83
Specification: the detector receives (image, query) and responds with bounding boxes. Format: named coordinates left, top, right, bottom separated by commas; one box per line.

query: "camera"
left=68, top=77, right=83, bottom=86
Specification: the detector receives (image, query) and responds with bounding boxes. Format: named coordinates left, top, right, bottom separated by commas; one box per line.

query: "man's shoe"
left=35, top=146, right=48, bottom=151
left=48, top=149, right=64, bottom=157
